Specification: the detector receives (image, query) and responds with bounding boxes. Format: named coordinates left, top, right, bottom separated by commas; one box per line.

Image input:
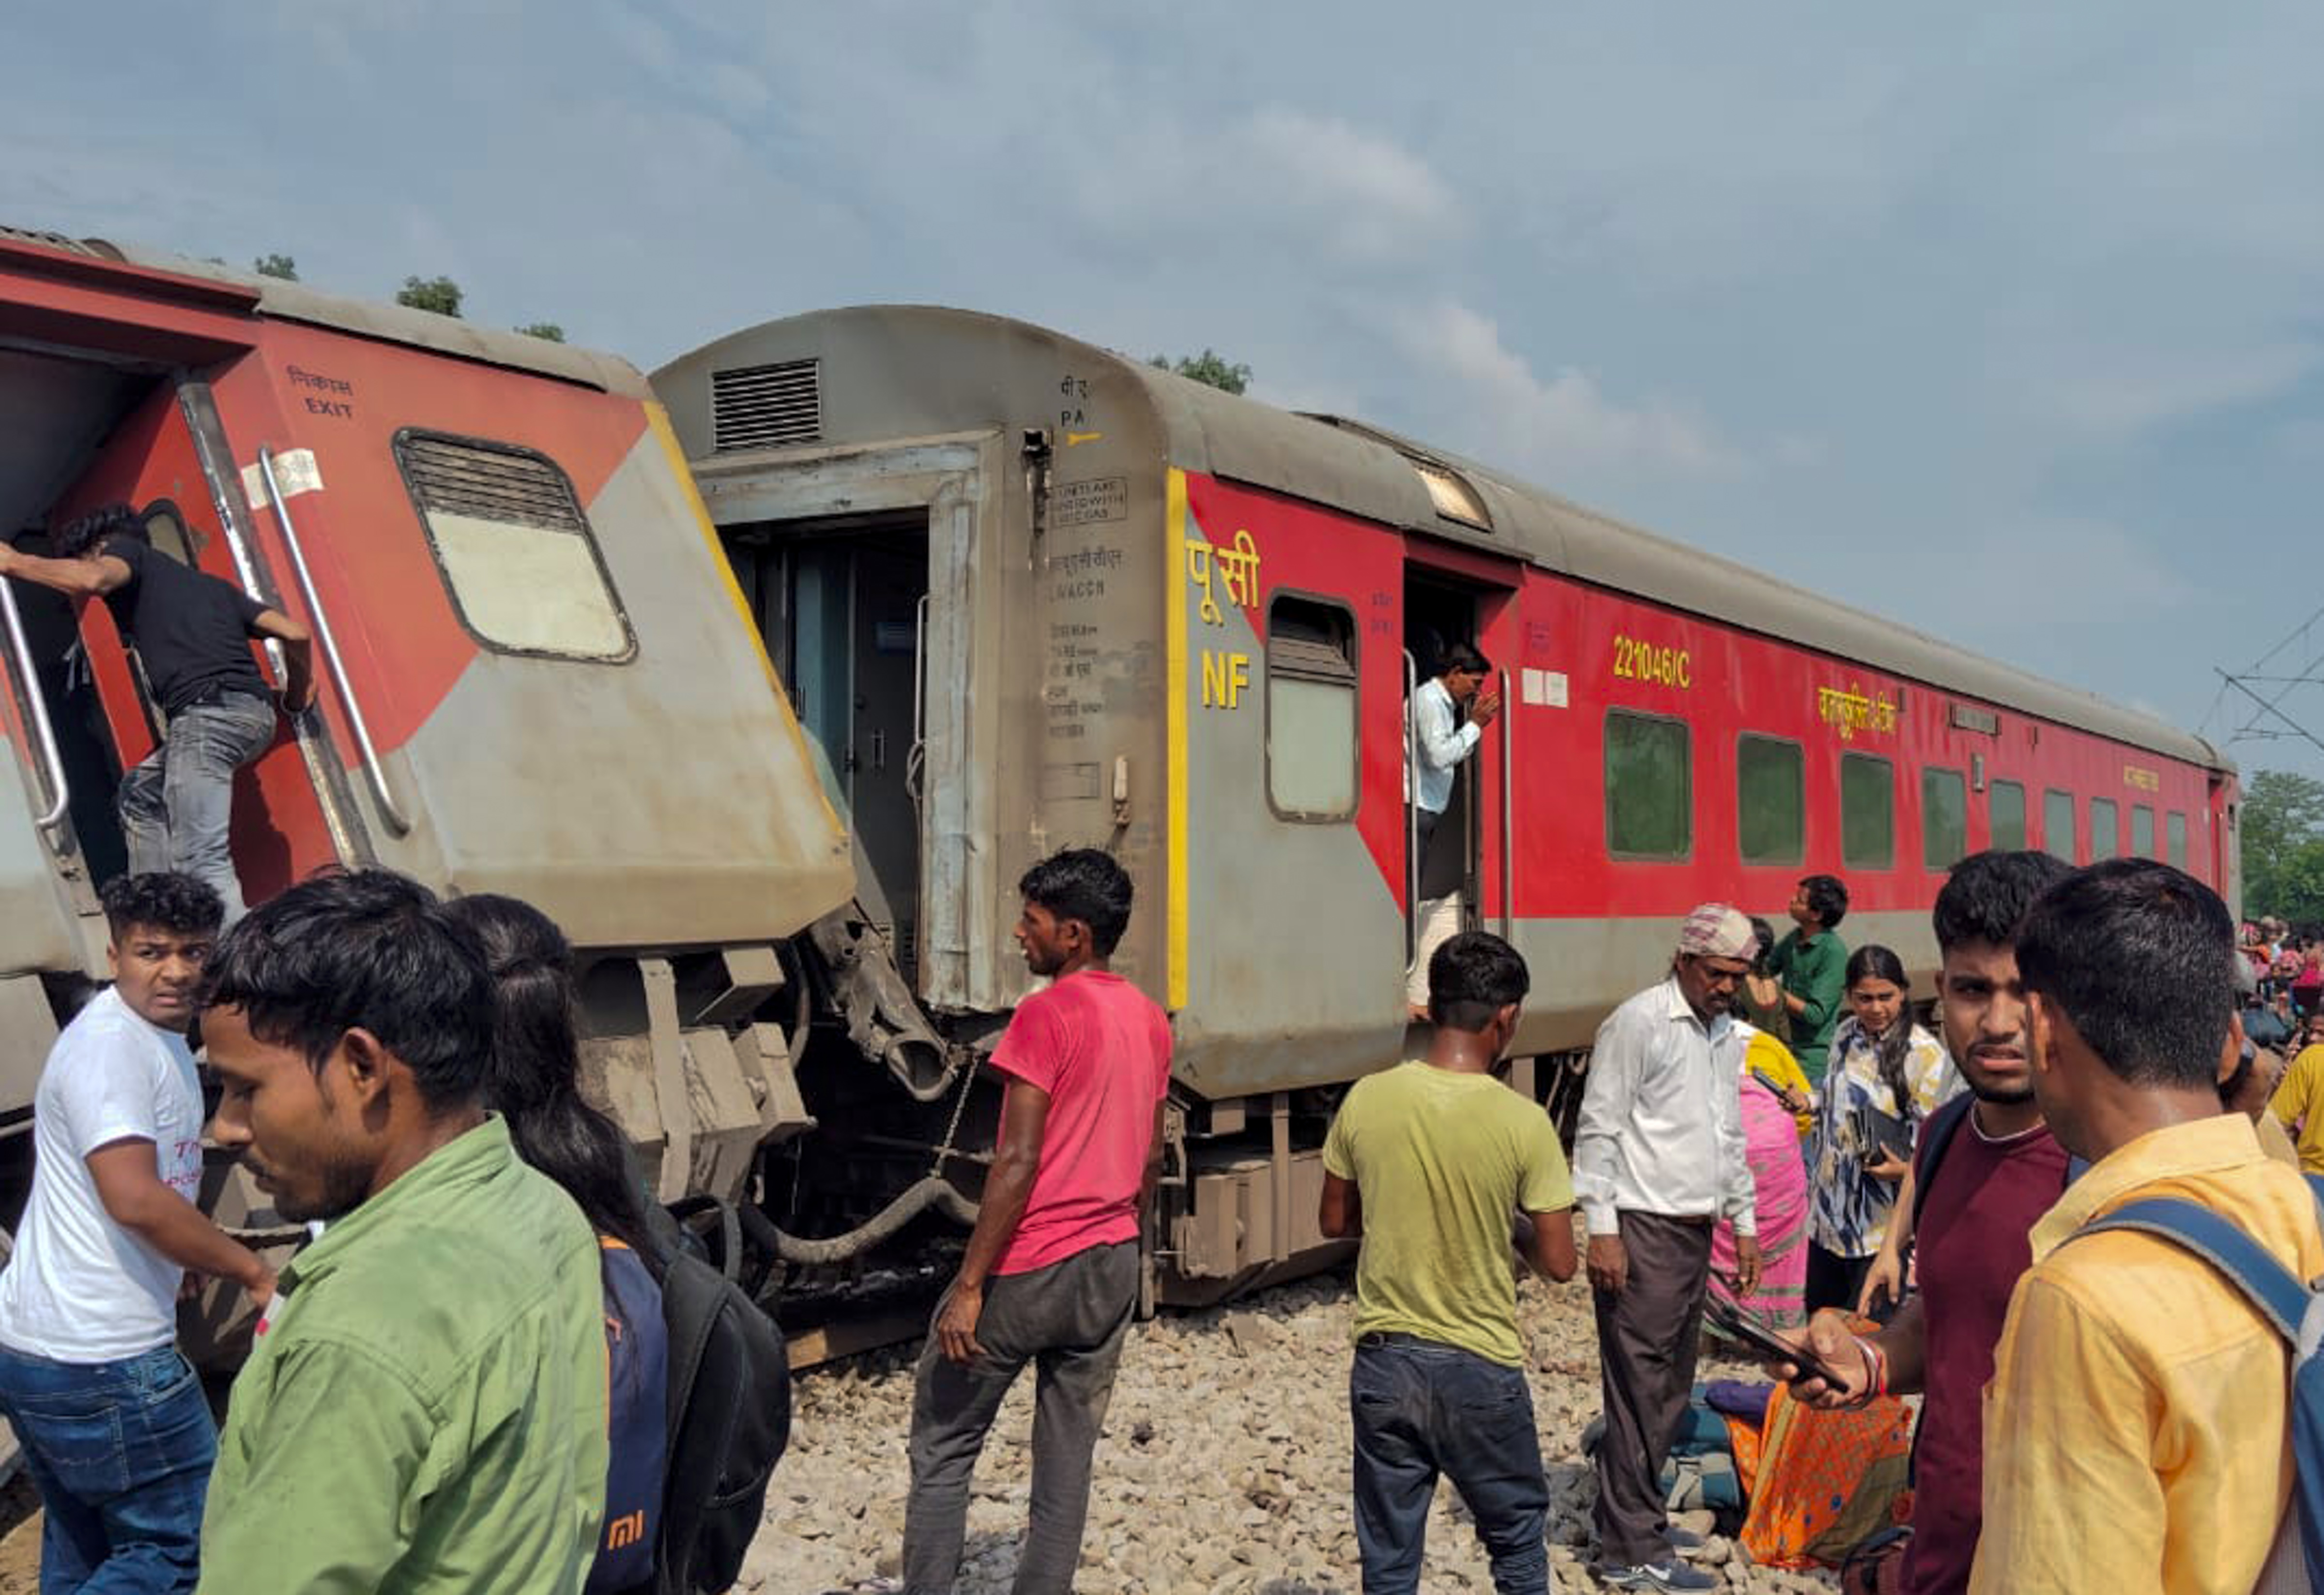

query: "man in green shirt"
left=1769, top=874, right=1850, bottom=1084
left=1319, top=931, right=1577, bottom=1595
left=193, top=872, right=608, bottom=1595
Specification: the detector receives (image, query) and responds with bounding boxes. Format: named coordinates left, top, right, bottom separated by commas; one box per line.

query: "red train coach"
left=655, top=305, right=2235, bottom=1302
left=0, top=228, right=858, bottom=1301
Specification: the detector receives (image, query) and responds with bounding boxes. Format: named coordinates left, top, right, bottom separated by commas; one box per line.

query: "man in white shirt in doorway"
left=1404, top=642, right=1501, bottom=1020
left=1576, top=904, right=1760, bottom=1594
left=0, top=873, right=275, bottom=1592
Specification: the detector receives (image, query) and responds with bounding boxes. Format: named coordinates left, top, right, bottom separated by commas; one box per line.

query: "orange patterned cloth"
left=1738, top=1381, right=1917, bottom=1569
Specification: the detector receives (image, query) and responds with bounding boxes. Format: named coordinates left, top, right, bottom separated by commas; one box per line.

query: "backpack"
left=651, top=1200, right=794, bottom=1595
left=2068, top=1176, right=2324, bottom=1594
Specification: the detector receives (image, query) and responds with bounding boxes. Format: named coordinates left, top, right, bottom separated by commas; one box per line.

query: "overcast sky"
left=9, top=3, right=2322, bottom=777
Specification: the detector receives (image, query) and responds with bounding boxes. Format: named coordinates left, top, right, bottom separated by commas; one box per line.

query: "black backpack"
left=652, top=1201, right=793, bottom=1595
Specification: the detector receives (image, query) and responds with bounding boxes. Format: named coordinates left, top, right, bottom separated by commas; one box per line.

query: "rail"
left=0, top=573, right=68, bottom=831
left=1498, top=666, right=1514, bottom=939
left=1403, top=649, right=1420, bottom=963
left=257, top=446, right=412, bottom=835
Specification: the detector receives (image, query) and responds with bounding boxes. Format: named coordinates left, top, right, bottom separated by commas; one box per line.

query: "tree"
left=2241, top=770, right=2324, bottom=922
left=253, top=253, right=299, bottom=281
left=396, top=275, right=464, bottom=318
left=1148, top=349, right=1252, bottom=395
left=515, top=322, right=566, bottom=342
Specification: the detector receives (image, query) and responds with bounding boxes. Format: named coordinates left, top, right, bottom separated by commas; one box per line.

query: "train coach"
left=0, top=227, right=876, bottom=1351
left=653, top=304, right=2236, bottom=1304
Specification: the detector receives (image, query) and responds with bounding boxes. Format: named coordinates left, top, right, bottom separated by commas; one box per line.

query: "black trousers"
left=1591, top=1212, right=1714, bottom=1566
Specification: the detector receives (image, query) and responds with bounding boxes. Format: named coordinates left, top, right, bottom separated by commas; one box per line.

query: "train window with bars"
left=2091, top=798, right=2121, bottom=859
left=2167, top=810, right=2189, bottom=870
left=1737, top=734, right=1804, bottom=865
left=392, top=430, right=635, bottom=662
left=1605, top=710, right=1691, bottom=860
left=1264, top=594, right=1358, bottom=821
left=2132, top=804, right=2156, bottom=858
left=1990, top=779, right=2028, bottom=852
left=2044, top=789, right=2077, bottom=862
left=1842, top=752, right=1895, bottom=870
left=1923, top=766, right=1968, bottom=869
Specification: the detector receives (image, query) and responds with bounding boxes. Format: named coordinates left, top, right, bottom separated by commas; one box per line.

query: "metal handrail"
left=1403, top=649, right=1420, bottom=963
left=1498, top=667, right=1515, bottom=939
left=0, top=575, right=67, bottom=830
left=257, top=447, right=412, bottom=835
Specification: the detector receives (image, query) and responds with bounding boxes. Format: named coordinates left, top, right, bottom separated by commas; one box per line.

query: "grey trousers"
left=117, top=692, right=277, bottom=924
left=1590, top=1212, right=1713, bottom=1566
left=902, top=1240, right=1139, bottom=1595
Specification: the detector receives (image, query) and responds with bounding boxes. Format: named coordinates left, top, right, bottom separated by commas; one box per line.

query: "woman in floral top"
left=1806, top=944, right=1960, bottom=1316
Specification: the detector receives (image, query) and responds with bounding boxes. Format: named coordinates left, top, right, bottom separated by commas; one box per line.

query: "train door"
left=1401, top=560, right=1520, bottom=946
left=41, top=382, right=353, bottom=904
left=742, top=517, right=929, bottom=977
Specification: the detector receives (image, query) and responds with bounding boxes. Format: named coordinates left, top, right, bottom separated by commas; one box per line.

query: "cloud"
left=2041, top=342, right=2321, bottom=437
left=1390, top=300, right=1743, bottom=478
left=1070, top=108, right=1462, bottom=266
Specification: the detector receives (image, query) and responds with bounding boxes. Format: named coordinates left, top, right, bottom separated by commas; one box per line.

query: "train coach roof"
left=663, top=304, right=2228, bottom=775
left=7, top=226, right=649, bottom=399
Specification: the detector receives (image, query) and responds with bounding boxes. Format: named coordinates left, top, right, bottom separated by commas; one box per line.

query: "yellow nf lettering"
left=1201, top=650, right=1250, bottom=708
left=606, top=1510, right=646, bottom=1550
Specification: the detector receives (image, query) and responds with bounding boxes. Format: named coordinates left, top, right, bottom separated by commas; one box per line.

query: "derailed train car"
left=0, top=229, right=872, bottom=1350
left=652, top=305, right=2236, bottom=1304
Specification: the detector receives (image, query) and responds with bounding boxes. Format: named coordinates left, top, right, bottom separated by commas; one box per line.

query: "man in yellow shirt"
left=1970, top=859, right=2324, bottom=1595
left=1320, top=931, right=1576, bottom=1595
left=2268, top=1040, right=2324, bottom=1174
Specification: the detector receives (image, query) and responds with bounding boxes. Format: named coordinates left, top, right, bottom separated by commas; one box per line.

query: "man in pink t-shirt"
left=901, top=849, right=1171, bottom=1595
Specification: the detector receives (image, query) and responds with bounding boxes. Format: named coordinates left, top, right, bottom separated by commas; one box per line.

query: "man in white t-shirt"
left=0, top=873, right=274, bottom=1592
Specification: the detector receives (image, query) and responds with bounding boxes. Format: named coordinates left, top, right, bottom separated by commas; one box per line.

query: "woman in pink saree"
left=1712, top=1024, right=1814, bottom=1329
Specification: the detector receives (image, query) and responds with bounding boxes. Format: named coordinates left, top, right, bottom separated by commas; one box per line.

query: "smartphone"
left=1704, top=1297, right=1852, bottom=1389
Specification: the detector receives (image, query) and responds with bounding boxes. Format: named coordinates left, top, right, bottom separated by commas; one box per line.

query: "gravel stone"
left=740, top=1272, right=1836, bottom=1593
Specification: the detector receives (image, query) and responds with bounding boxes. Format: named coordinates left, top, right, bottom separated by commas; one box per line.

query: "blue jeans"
left=117, top=691, right=277, bottom=924
left=0, top=1343, right=216, bottom=1594
left=1350, top=1335, right=1554, bottom=1595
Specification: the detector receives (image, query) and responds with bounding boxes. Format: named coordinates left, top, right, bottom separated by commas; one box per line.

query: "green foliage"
left=515, top=322, right=566, bottom=342
left=253, top=253, right=299, bottom=281
left=2242, top=770, right=2324, bottom=923
left=1147, top=349, right=1252, bottom=395
left=396, top=275, right=464, bottom=318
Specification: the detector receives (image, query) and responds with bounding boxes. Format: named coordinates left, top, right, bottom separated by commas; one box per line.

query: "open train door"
left=43, top=381, right=362, bottom=907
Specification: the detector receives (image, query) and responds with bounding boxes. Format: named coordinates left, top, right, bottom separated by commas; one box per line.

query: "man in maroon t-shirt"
left=899, top=848, right=1172, bottom=1595
left=1781, top=849, right=2072, bottom=1595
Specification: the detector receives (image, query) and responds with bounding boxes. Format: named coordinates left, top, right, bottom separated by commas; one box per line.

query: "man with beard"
left=1577, top=904, right=1759, bottom=1594
left=1780, top=849, right=2070, bottom=1595
left=901, top=849, right=1172, bottom=1595
left=194, top=871, right=608, bottom=1595
left=0, top=874, right=272, bottom=1592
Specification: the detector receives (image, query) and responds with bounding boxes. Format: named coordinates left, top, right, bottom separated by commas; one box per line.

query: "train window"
left=1922, top=767, right=1968, bottom=869
left=2132, top=804, right=2156, bottom=858
left=1265, top=595, right=1358, bottom=822
left=1990, top=780, right=2028, bottom=851
left=1605, top=710, right=1691, bottom=860
left=1841, top=752, right=1895, bottom=870
left=2091, top=798, right=2121, bottom=859
left=2044, top=789, right=2077, bottom=862
left=392, top=430, right=636, bottom=662
left=2167, top=810, right=2189, bottom=869
left=1737, top=734, right=1804, bottom=865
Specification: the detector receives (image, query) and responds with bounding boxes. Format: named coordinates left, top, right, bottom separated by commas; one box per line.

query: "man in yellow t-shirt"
left=1320, top=931, right=1575, bottom=1595
left=2267, top=1041, right=2324, bottom=1174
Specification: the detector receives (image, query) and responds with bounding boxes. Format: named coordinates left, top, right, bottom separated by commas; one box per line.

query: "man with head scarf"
left=1575, top=905, right=1759, bottom=1593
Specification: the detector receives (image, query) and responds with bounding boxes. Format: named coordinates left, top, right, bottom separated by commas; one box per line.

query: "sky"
left=7, top=2, right=2322, bottom=778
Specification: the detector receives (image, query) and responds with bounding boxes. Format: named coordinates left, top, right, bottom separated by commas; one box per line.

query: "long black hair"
left=443, top=892, right=655, bottom=1258
left=1845, top=943, right=1915, bottom=1113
